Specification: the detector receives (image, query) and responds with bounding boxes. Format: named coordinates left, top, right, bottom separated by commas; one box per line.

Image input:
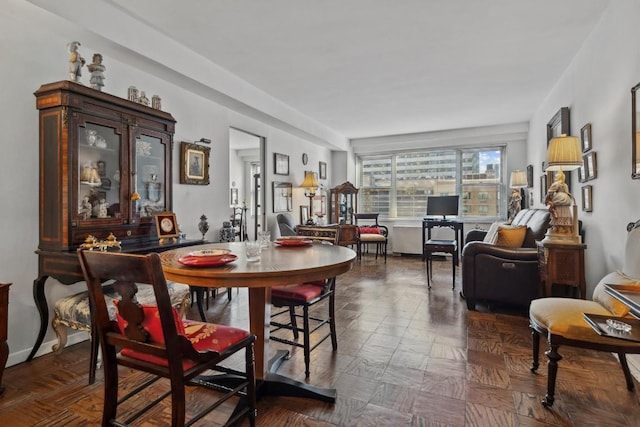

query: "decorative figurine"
left=219, top=221, right=235, bottom=242
left=87, top=53, right=106, bottom=91
left=128, top=86, right=139, bottom=102
left=98, top=199, right=108, bottom=218
left=152, top=94, right=162, bottom=110
left=67, top=41, right=85, bottom=82
left=139, top=91, right=150, bottom=106
left=544, top=170, right=574, bottom=235
left=81, top=196, right=92, bottom=220
left=198, top=214, right=209, bottom=240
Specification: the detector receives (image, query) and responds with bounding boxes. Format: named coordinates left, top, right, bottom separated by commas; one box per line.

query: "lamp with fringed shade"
left=542, top=134, right=582, bottom=244
left=300, top=171, right=319, bottom=224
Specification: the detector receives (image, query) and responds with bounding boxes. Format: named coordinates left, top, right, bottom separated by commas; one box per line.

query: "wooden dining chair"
left=270, top=277, right=337, bottom=378
left=269, top=228, right=340, bottom=377
left=353, top=213, right=388, bottom=262
left=78, top=250, right=256, bottom=427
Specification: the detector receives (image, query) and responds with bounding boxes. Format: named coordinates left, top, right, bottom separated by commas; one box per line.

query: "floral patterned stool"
left=52, top=280, right=190, bottom=384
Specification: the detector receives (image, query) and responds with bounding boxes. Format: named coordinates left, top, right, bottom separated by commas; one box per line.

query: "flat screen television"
left=426, top=195, right=459, bottom=219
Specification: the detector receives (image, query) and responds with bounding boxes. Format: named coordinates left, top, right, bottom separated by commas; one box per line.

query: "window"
left=359, top=147, right=504, bottom=219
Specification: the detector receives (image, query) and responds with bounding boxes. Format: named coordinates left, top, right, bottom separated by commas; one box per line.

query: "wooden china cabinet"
left=329, top=182, right=359, bottom=246
left=28, top=81, right=200, bottom=361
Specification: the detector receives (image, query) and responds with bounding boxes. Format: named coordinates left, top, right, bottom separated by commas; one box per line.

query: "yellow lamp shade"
left=546, top=134, right=582, bottom=171
left=300, top=171, right=319, bottom=189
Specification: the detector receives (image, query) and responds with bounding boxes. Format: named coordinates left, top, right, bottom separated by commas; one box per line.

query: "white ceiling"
left=42, top=0, right=612, bottom=141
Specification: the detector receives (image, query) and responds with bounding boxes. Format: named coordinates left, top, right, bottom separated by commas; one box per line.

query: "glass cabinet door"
left=77, top=122, right=122, bottom=222
left=134, top=132, right=169, bottom=219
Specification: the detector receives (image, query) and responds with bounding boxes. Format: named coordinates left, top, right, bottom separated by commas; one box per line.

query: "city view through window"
left=359, top=148, right=503, bottom=219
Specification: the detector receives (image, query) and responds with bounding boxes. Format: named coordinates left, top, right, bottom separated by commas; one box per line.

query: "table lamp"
left=508, top=170, right=528, bottom=220
left=300, top=171, right=319, bottom=224
left=542, top=134, right=582, bottom=244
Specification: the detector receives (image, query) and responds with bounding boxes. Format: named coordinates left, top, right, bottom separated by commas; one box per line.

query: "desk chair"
left=269, top=228, right=340, bottom=377
left=424, top=239, right=457, bottom=289
left=353, top=213, right=388, bottom=262
left=78, top=250, right=256, bottom=427
left=529, top=220, right=640, bottom=407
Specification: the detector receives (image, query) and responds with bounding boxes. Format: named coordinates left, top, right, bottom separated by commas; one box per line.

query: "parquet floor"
left=1, top=255, right=639, bottom=426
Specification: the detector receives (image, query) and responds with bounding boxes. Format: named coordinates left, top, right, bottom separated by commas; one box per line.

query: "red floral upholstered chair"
left=353, top=213, right=388, bottom=262
left=78, top=250, right=256, bottom=427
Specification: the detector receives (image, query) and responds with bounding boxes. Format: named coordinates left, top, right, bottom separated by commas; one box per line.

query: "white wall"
left=0, top=0, right=334, bottom=366
left=527, top=0, right=640, bottom=297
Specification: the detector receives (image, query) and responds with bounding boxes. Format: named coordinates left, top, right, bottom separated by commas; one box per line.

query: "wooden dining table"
left=159, top=241, right=356, bottom=402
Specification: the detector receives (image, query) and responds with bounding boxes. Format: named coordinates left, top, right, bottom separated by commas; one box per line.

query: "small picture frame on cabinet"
left=582, top=185, right=593, bottom=212
left=300, top=205, right=309, bottom=224
left=155, top=211, right=179, bottom=240
left=180, top=142, right=210, bottom=185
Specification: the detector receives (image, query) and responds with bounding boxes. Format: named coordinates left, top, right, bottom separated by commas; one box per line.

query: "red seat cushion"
left=113, top=300, right=184, bottom=344
left=272, top=283, right=324, bottom=302
left=359, top=227, right=381, bottom=234
left=115, top=302, right=249, bottom=369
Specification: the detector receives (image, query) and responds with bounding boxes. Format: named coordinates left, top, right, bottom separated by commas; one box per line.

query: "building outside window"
left=359, top=147, right=504, bottom=219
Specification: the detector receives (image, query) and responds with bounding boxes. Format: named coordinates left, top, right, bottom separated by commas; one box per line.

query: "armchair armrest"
left=462, top=241, right=538, bottom=260
left=465, top=229, right=487, bottom=244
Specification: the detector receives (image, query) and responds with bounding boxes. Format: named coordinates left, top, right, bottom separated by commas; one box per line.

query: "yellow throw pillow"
left=495, top=225, right=527, bottom=248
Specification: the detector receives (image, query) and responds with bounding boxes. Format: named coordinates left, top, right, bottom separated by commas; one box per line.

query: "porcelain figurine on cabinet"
left=87, top=53, right=105, bottom=91
left=67, top=41, right=85, bottom=82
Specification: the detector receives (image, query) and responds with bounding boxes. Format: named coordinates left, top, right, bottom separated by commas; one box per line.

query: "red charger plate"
left=178, top=253, right=238, bottom=267
left=274, top=238, right=313, bottom=247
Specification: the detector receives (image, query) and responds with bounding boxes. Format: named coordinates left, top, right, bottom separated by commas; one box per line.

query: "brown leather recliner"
left=462, top=209, right=551, bottom=310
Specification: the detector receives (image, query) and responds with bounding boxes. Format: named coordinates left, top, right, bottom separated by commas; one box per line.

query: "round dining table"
left=159, top=241, right=356, bottom=402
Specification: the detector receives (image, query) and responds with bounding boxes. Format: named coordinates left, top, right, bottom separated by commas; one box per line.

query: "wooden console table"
left=27, top=239, right=203, bottom=362
left=537, top=241, right=586, bottom=298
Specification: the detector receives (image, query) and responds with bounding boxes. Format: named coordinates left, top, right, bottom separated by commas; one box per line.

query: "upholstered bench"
left=52, top=280, right=190, bottom=383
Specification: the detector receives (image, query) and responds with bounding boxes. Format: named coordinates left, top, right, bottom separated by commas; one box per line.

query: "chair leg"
left=451, top=252, right=456, bottom=290
left=618, top=353, right=636, bottom=391
left=289, top=306, right=299, bottom=340
left=246, top=343, right=257, bottom=427
left=303, top=305, right=311, bottom=378
left=170, top=379, right=186, bottom=427
left=426, top=253, right=432, bottom=289
left=89, top=325, right=99, bottom=385
left=542, top=343, right=562, bottom=407
left=530, top=327, right=540, bottom=372
left=329, top=287, right=337, bottom=351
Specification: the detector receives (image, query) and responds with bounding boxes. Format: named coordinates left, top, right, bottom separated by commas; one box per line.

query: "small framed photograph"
left=582, top=185, right=593, bottom=212
left=274, top=153, right=289, bottom=176
left=540, top=174, right=547, bottom=204
left=583, top=152, right=598, bottom=181
left=180, top=142, right=210, bottom=185
left=526, top=164, right=533, bottom=187
left=155, top=211, right=179, bottom=239
left=272, top=181, right=292, bottom=212
left=581, top=123, right=592, bottom=152
left=319, top=161, right=327, bottom=180
left=578, top=162, right=587, bottom=183
left=230, top=188, right=238, bottom=205
left=300, top=205, right=309, bottom=224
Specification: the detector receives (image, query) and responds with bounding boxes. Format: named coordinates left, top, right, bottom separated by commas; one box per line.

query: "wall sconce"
left=300, top=171, right=319, bottom=224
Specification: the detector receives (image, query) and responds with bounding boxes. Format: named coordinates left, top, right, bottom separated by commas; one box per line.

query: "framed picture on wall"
left=274, top=153, right=289, bottom=176
left=546, top=107, right=572, bottom=191
left=319, top=161, right=327, bottom=180
left=581, top=123, right=592, bottom=152
left=180, top=142, right=210, bottom=185
left=300, top=205, right=309, bottom=224
left=582, top=185, right=593, bottom=212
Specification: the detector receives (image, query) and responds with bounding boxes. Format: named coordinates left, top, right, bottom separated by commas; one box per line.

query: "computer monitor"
left=426, top=195, right=459, bottom=219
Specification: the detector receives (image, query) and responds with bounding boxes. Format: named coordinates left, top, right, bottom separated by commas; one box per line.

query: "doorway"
left=229, top=128, right=265, bottom=241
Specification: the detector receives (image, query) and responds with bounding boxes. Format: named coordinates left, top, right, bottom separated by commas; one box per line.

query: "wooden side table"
left=0, top=282, right=10, bottom=394
left=537, top=241, right=586, bottom=298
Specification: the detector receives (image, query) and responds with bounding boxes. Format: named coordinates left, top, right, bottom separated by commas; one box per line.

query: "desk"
left=422, top=218, right=464, bottom=261
left=160, top=241, right=356, bottom=402
left=27, top=238, right=203, bottom=362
